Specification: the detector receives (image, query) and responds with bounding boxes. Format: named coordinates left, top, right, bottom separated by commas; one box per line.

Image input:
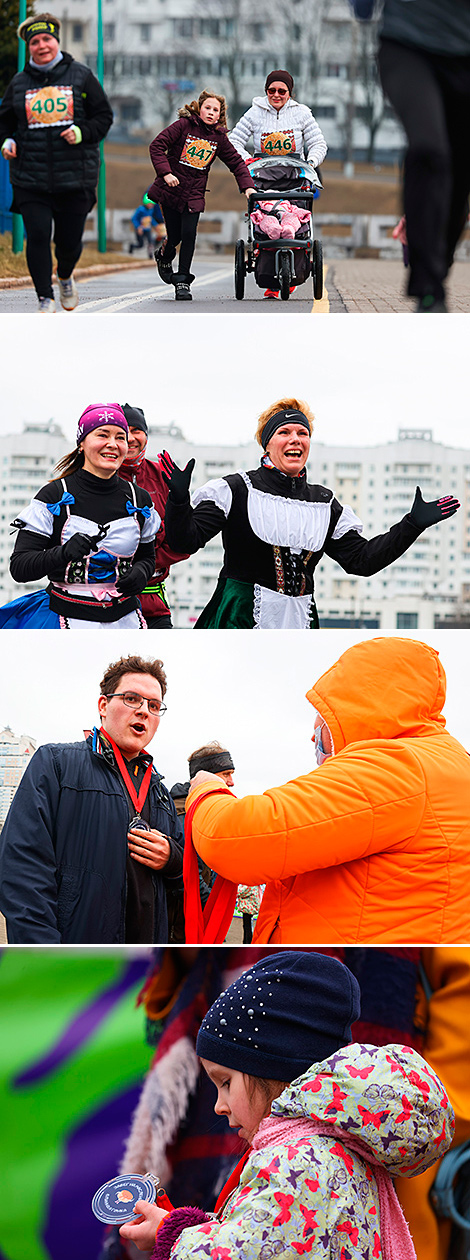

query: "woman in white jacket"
left=228, top=69, right=327, bottom=167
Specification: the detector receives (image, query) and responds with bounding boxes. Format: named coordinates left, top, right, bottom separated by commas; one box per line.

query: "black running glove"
left=62, top=532, right=96, bottom=562
left=116, top=561, right=151, bottom=596
left=410, top=485, right=460, bottom=531
left=161, top=456, right=195, bottom=503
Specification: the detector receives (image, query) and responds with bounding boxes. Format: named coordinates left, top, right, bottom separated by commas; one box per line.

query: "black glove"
left=116, top=561, right=150, bottom=596
left=161, top=457, right=195, bottom=503
left=159, top=449, right=175, bottom=482
left=62, top=532, right=95, bottom=562
left=410, top=485, right=460, bottom=531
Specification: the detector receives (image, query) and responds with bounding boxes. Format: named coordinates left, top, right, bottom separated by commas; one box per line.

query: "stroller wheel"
left=313, top=239, right=323, bottom=301
left=235, top=239, right=246, bottom=300
left=279, top=253, right=291, bottom=301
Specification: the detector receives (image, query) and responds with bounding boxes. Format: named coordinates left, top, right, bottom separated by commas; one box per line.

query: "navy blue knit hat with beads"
left=196, top=951, right=361, bottom=1081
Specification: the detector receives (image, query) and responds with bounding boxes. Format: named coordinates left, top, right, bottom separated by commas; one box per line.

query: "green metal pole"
left=96, top=0, right=106, bottom=251
left=11, top=0, right=27, bottom=253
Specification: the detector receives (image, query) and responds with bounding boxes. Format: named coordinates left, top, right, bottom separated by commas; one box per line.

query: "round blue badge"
left=91, top=1173, right=158, bottom=1224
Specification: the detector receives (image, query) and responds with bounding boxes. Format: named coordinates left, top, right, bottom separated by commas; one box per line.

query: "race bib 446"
left=25, top=85, right=74, bottom=128
left=180, top=134, right=217, bottom=169
left=261, top=130, right=296, bottom=155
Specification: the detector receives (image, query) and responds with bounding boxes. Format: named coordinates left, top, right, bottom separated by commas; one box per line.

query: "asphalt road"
left=2, top=256, right=470, bottom=313
left=0, top=254, right=337, bottom=314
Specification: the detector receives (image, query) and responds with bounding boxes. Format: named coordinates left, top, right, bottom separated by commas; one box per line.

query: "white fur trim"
left=120, top=1036, right=200, bottom=1178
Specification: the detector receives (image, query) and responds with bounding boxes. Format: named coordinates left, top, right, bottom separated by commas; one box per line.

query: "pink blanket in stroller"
left=251, top=199, right=311, bottom=239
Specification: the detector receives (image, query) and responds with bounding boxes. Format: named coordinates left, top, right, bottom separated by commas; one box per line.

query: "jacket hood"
left=264, top=1042, right=454, bottom=1178
left=306, top=637, right=446, bottom=752
left=252, top=95, right=299, bottom=111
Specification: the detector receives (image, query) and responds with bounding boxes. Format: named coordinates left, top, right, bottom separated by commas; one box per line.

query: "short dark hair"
left=100, top=655, right=167, bottom=699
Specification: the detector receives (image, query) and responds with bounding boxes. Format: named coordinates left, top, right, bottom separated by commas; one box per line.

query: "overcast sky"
left=2, top=629, right=468, bottom=795
left=1, top=314, right=469, bottom=450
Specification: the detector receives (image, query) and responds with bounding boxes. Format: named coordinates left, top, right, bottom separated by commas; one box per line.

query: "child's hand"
left=119, top=1200, right=169, bottom=1251
left=164, top=173, right=179, bottom=187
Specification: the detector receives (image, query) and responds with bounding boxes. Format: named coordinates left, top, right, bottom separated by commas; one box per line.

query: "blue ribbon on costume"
left=126, top=501, right=151, bottom=518
left=46, top=492, right=75, bottom=516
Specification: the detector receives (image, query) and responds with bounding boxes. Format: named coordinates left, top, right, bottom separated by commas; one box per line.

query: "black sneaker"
left=416, top=294, right=447, bottom=313
left=175, top=281, right=192, bottom=301
left=154, top=246, right=174, bottom=284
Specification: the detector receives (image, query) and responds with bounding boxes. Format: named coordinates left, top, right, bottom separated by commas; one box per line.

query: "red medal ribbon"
left=214, top=1150, right=251, bottom=1213
left=183, top=789, right=238, bottom=944
left=100, top=726, right=153, bottom=815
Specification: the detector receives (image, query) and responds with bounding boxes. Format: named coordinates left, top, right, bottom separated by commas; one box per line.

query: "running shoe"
left=264, top=289, right=279, bottom=299
left=58, top=276, right=79, bottom=310
left=415, top=295, right=447, bottom=313
left=175, top=281, right=192, bottom=301
left=154, top=244, right=174, bottom=284
left=38, top=297, right=56, bottom=313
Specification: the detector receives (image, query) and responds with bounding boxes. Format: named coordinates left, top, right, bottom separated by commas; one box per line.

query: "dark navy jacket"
left=0, top=734, right=183, bottom=944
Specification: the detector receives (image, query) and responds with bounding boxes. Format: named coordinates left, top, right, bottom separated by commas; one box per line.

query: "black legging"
left=18, top=199, right=89, bottom=299
left=161, top=205, right=200, bottom=278
left=378, top=39, right=470, bottom=299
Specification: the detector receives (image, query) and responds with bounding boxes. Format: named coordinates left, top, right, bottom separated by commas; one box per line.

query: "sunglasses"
left=267, top=87, right=288, bottom=97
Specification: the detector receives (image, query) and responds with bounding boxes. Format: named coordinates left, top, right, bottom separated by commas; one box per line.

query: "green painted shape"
left=0, top=949, right=151, bottom=1260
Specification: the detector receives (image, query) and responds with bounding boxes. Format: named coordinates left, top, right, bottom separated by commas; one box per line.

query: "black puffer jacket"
left=0, top=734, right=183, bottom=944
left=0, top=52, right=113, bottom=192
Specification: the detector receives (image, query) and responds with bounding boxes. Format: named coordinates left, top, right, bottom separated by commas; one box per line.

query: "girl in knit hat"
left=0, top=405, right=159, bottom=628
left=118, top=951, right=455, bottom=1260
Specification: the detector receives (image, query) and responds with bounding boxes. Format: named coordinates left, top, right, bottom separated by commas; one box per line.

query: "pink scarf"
left=253, top=1115, right=416, bottom=1260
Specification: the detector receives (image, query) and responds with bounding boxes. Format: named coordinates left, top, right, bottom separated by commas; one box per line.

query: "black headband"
left=23, top=19, right=60, bottom=42
left=189, top=750, right=235, bottom=778
left=261, top=408, right=310, bottom=449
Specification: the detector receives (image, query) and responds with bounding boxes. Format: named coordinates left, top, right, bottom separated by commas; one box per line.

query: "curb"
left=0, top=258, right=155, bottom=290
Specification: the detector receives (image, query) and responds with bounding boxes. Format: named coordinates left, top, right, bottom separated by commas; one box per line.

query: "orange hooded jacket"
left=185, top=638, right=470, bottom=944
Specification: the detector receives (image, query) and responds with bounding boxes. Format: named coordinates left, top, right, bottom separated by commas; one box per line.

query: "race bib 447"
left=261, top=130, right=296, bottom=155
left=25, top=85, right=74, bottom=128
left=180, top=134, right=217, bottom=169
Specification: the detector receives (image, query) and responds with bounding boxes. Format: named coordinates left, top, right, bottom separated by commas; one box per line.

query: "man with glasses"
left=0, top=654, right=183, bottom=944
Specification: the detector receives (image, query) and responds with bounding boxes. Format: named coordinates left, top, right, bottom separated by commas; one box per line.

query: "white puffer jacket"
left=228, top=95, right=327, bottom=166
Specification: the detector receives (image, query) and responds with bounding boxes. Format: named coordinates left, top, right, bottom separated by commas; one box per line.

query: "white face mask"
left=312, top=711, right=334, bottom=766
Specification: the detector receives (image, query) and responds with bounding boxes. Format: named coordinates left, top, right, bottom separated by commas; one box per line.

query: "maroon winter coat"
left=148, top=109, right=253, bottom=212
left=120, top=458, right=188, bottom=621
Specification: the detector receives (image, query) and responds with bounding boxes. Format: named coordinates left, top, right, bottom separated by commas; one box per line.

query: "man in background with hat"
left=119, top=404, right=188, bottom=628
left=0, top=11, right=113, bottom=312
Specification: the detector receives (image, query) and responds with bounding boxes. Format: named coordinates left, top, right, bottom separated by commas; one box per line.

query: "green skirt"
left=195, top=576, right=319, bottom=629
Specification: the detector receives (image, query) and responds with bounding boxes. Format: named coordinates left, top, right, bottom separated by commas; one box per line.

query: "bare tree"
left=355, top=21, right=385, bottom=162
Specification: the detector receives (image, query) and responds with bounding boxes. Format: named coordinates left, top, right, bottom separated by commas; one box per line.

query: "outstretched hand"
left=161, top=456, right=195, bottom=503
left=410, top=485, right=460, bottom=530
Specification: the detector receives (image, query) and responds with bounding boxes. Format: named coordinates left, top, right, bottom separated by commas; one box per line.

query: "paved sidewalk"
left=328, top=259, right=470, bottom=312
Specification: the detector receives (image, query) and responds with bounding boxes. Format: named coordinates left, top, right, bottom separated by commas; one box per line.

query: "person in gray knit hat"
left=119, top=950, right=455, bottom=1260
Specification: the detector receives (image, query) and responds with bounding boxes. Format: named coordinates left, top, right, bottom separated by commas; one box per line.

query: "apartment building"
left=0, top=728, right=37, bottom=827
left=51, top=0, right=403, bottom=158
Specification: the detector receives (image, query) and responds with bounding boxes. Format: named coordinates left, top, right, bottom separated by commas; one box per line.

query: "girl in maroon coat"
left=148, top=90, right=256, bottom=300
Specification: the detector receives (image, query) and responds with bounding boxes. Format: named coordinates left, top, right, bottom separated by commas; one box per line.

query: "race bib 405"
left=25, top=85, right=74, bottom=128
left=180, top=134, right=217, bottom=169
left=260, top=130, right=296, bottom=155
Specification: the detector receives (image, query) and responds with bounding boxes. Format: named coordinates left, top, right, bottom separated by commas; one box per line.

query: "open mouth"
left=130, top=721, right=146, bottom=735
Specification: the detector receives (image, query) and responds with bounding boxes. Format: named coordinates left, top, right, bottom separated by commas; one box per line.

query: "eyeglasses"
left=105, top=691, right=167, bottom=716
left=267, top=87, right=288, bottom=96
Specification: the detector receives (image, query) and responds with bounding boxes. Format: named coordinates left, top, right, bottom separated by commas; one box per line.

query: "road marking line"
left=76, top=266, right=234, bottom=312
left=311, top=263, right=330, bottom=314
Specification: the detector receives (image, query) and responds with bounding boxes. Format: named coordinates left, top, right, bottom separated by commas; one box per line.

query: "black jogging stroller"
left=234, top=155, right=323, bottom=301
